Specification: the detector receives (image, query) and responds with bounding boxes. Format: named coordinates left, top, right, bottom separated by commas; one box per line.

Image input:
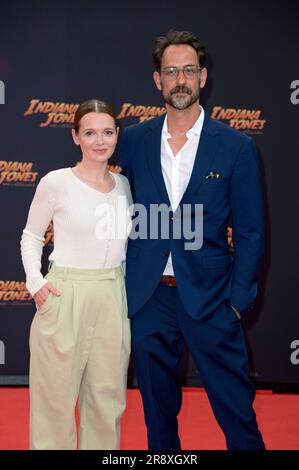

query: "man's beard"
left=162, top=84, right=199, bottom=110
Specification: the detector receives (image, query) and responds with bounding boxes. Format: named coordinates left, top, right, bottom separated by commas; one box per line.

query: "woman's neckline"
left=69, top=167, right=117, bottom=195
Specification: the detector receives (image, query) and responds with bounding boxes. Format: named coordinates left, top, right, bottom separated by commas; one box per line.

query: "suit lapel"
left=145, top=115, right=171, bottom=205
left=144, top=113, right=219, bottom=206
left=180, top=114, right=219, bottom=205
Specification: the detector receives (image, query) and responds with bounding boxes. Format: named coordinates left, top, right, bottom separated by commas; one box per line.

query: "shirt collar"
left=162, top=106, right=205, bottom=141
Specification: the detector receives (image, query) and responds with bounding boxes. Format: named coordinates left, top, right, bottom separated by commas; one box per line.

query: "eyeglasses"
left=160, top=65, right=201, bottom=81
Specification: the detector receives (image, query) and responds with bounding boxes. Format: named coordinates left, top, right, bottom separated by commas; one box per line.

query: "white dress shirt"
left=161, top=107, right=205, bottom=276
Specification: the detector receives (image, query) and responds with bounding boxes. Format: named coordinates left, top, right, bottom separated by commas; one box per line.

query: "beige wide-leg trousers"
left=29, top=263, right=130, bottom=450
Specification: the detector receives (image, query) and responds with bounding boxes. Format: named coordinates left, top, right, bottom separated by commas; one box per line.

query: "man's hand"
left=33, top=281, right=61, bottom=309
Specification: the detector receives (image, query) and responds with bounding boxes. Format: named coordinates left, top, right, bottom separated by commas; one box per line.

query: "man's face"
left=153, top=44, right=207, bottom=110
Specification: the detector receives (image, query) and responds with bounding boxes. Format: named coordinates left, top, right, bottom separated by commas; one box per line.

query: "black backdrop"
left=0, top=0, right=298, bottom=386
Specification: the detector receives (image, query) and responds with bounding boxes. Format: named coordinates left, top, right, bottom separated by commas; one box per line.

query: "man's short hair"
left=152, top=30, right=207, bottom=72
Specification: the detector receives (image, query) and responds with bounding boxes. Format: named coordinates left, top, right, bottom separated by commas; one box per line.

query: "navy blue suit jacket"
left=120, top=113, right=264, bottom=320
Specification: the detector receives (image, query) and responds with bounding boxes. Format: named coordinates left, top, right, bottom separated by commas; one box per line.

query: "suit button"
left=162, top=251, right=170, bottom=257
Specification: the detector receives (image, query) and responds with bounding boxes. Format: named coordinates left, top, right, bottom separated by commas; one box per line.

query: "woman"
left=21, top=99, right=132, bottom=450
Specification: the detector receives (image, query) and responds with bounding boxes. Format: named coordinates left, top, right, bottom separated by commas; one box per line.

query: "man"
left=121, top=30, right=265, bottom=450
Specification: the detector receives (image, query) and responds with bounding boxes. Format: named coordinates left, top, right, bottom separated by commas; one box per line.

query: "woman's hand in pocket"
left=33, top=282, right=61, bottom=309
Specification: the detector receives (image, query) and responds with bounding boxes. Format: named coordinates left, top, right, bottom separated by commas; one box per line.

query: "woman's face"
left=72, top=112, right=119, bottom=164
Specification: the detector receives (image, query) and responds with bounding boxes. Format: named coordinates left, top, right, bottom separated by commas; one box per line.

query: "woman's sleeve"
left=20, top=175, right=55, bottom=296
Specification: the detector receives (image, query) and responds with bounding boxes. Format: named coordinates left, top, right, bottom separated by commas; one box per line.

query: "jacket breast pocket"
left=199, top=177, right=230, bottom=206
left=202, top=177, right=229, bottom=189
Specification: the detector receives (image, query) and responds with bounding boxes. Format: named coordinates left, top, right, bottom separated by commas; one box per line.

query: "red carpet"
left=0, top=387, right=298, bottom=449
